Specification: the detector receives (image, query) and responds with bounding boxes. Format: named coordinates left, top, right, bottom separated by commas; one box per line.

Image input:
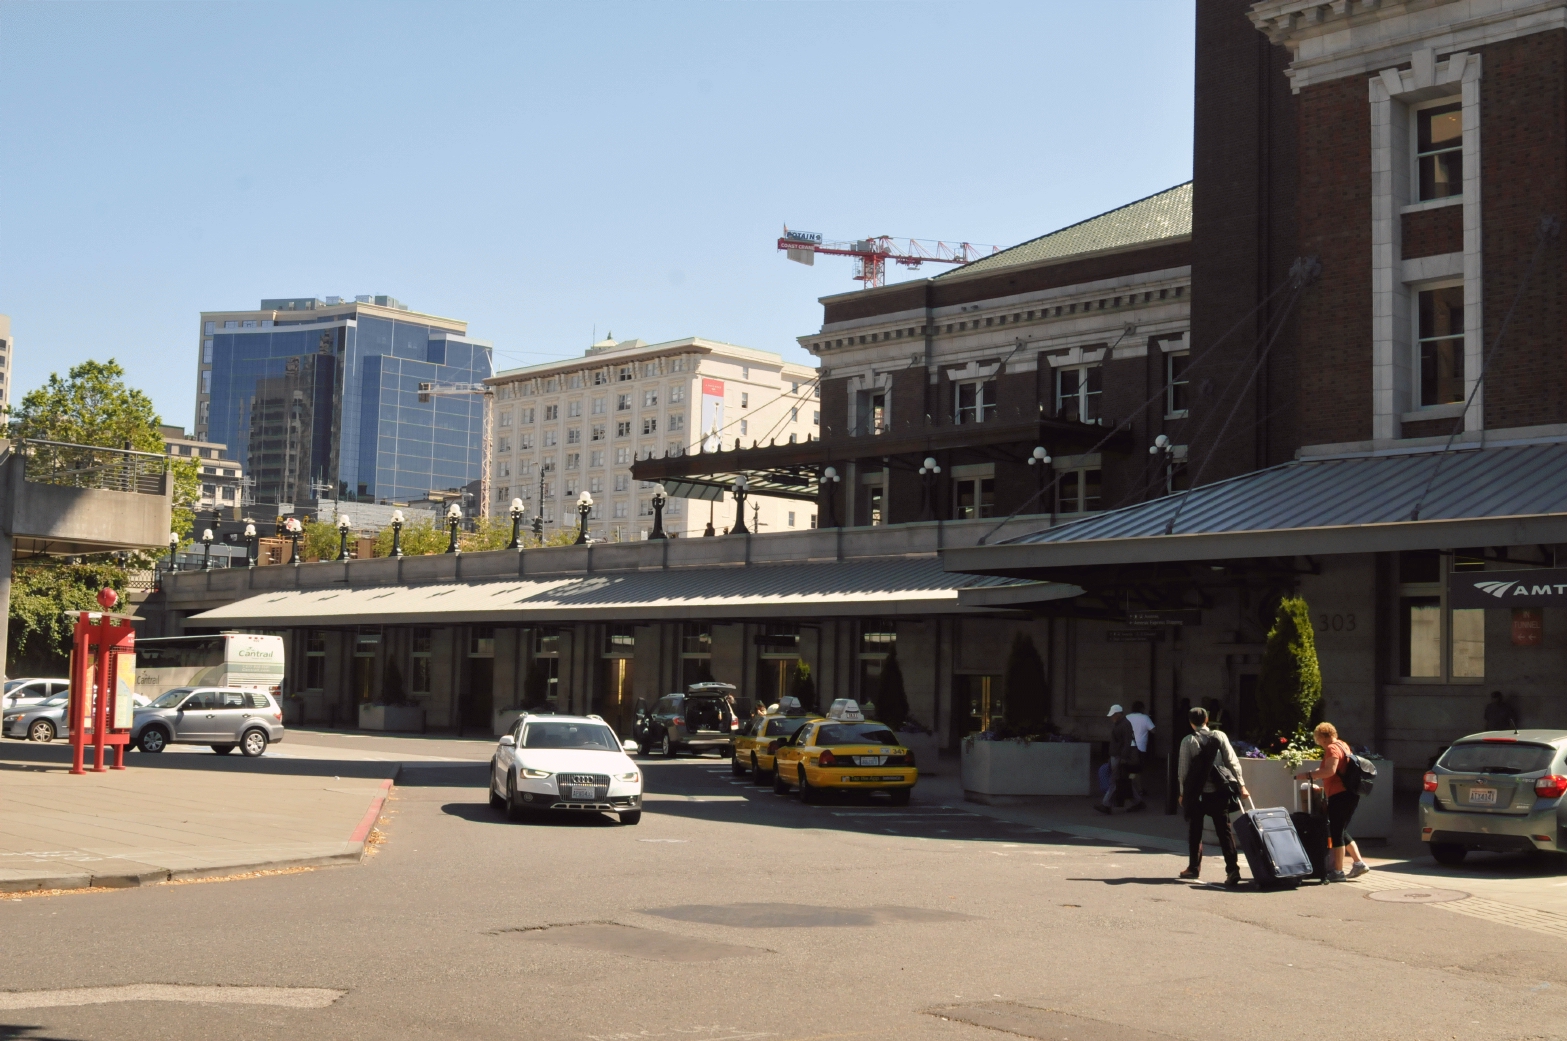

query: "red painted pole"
left=68, top=613, right=89, bottom=776
left=92, top=616, right=110, bottom=773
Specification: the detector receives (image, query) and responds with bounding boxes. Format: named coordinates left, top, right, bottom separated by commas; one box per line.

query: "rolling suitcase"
left=1291, top=781, right=1330, bottom=883
left=1233, top=796, right=1313, bottom=889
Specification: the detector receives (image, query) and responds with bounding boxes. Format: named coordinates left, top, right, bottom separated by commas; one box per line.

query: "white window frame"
left=1055, top=365, right=1101, bottom=424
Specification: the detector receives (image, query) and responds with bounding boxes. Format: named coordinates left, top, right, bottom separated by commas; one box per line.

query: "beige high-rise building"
left=487, top=336, right=818, bottom=540
left=0, top=315, right=14, bottom=414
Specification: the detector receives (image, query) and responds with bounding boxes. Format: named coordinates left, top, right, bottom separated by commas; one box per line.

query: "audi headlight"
left=521, top=768, right=552, bottom=779
left=616, top=771, right=640, bottom=782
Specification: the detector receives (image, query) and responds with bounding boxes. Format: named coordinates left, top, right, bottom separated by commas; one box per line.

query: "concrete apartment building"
left=487, top=336, right=818, bottom=540
left=0, top=315, right=14, bottom=414
left=160, top=424, right=246, bottom=511
left=196, top=295, right=492, bottom=513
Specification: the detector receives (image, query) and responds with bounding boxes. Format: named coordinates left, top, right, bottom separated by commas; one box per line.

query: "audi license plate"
left=1468, top=787, right=1497, bottom=806
left=570, top=784, right=597, bottom=800
left=855, top=756, right=885, bottom=767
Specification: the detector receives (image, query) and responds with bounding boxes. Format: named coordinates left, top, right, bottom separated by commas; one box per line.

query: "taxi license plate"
left=855, top=756, right=885, bottom=767
left=571, top=785, right=597, bottom=800
left=1468, top=787, right=1497, bottom=806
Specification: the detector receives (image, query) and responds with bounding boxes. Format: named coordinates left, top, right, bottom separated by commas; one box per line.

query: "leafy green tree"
left=10, top=359, right=162, bottom=452
left=1257, top=596, right=1322, bottom=744
left=8, top=562, right=129, bottom=675
left=789, top=660, right=817, bottom=713
left=1002, top=632, right=1050, bottom=736
left=875, top=646, right=909, bottom=729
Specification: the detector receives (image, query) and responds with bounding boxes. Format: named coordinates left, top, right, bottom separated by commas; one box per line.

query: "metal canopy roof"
left=187, top=556, right=1072, bottom=627
left=945, top=443, right=1567, bottom=577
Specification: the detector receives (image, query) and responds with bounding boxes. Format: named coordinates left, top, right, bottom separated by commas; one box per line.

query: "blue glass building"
left=197, top=298, right=492, bottom=509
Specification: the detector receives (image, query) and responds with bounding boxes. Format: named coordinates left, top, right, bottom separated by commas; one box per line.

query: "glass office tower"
left=199, top=299, right=492, bottom=509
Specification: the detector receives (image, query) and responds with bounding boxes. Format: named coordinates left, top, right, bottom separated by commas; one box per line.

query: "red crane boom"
left=778, top=228, right=1000, bottom=288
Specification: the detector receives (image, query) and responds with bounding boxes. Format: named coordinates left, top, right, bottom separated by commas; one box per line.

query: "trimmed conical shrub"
left=1257, top=596, right=1322, bottom=743
left=1002, top=632, right=1049, bottom=735
left=877, top=647, right=909, bottom=729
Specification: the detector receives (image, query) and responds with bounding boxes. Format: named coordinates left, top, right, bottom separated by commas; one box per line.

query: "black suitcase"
left=1233, top=798, right=1313, bottom=889
left=1291, top=781, right=1330, bottom=883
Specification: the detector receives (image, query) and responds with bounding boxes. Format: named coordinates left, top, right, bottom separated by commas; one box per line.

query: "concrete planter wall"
left=897, top=732, right=942, bottom=773
left=359, top=704, right=425, bottom=733
left=961, top=738, right=1091, bottom=803
left=1237, top=758, right=1395, bottom=840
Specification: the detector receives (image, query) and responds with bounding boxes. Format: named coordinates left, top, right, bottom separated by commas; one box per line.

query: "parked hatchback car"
left=640, top=682, right=739, bottom=757
left=130, top=687, right=285, bottom=757
left=1421, top=729, right=1567, bottom=864
left=2, top=678, right=69, bottom=712
left=2, top=693, right=69, bottom=742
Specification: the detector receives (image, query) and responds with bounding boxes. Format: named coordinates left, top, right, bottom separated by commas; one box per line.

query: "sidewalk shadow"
left=1067, top=876, right=1189, bottom=886
left=0, top=743, right=394, bottom=781
left=440, top=802, right=622, bottom=828
left=0, top=1026, right=88, bottom=1041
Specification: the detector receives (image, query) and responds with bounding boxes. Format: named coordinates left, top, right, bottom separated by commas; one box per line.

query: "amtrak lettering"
left=1447, top=567, right=1567, bottom=609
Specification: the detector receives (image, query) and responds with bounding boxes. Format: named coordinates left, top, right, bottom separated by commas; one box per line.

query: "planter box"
left=961, top=739, right=1091, bottom=803
left=1235, top=758, right=1396, bottom=840
left=897, top=732, right=942, bottom=773
left=359, top=704, right=425, bottom=733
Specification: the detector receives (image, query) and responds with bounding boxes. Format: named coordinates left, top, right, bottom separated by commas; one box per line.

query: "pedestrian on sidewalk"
left=1295, top=721, right=1370, bottom=881
left=1125, top=701, right=1155, bottom=806
left=1177, top=706, right=1247, bottom=886
left=1484, top=690, right=1517, bottom=732
left=1096, top=705, right=1139, bottom=814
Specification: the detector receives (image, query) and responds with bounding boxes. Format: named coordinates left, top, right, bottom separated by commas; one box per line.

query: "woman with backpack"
left=1295, top=722, right=1370, bottom=881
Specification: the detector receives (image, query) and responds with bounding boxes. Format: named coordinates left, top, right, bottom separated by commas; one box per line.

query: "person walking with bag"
left=1097, top=705, right=1143, bottom=814
left=1294, top=722, right=1370, bottom=881
left=1177, top=706, right=1248, bottom=886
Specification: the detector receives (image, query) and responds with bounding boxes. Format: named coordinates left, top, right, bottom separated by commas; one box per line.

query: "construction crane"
left=778, top=227, right=1000, bottom=288
left=417, top=381, right=494, bottom=520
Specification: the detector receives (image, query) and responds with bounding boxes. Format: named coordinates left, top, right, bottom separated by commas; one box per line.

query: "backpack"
left=1337, top=744, right=1377, bottom=797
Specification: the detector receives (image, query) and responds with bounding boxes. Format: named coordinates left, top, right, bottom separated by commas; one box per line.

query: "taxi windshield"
left=764, top=716, right=813, bottom=738
left=522, top=722, right=619, bottom=750
left=817, top=723, right=898, bottom=746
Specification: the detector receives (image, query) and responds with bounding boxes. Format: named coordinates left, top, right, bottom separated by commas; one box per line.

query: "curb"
left=0, top=777, right=397, bottom=895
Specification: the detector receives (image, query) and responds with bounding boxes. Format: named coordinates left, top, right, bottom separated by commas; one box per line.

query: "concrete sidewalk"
left=0, top=727, right=493, bottom=893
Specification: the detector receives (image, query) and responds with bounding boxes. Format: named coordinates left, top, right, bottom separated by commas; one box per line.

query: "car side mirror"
left=622, top=739, right=639, bottom=754
left=498, top=734, right=515, bottom=747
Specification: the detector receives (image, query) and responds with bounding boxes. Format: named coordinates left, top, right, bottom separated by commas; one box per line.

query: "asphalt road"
left=4, top=744, right=1567, bottom=1041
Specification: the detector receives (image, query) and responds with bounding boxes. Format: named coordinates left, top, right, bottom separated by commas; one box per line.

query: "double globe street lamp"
left=336, top=513, right=353, bottom=561
left=730, top=474, right=749, bottom=535
left=574, top=490, right=594, bottom=545
left=648, top=484, right=668, bottom=540
left=390, top=509, right=405, bottom=558
left=445, top=503, right=463, bottom=554
left=508, top=497, right=526, bottom=550
left=821, top=466, right=842, bottom=527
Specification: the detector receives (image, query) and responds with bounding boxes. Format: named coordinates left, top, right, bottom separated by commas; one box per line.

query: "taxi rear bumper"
left=807, top=766, right=918, bottom=790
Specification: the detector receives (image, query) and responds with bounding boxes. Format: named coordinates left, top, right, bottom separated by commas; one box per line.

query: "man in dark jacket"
left=1484, top=691, right=1517, bottom=732
left=1177, top=706, right=1248, bottom=885
left=1097, top=705, right=1145, bottom=814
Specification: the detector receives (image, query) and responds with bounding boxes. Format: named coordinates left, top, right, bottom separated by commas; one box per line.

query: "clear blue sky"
left=0, top=1, right=1194, bottom=433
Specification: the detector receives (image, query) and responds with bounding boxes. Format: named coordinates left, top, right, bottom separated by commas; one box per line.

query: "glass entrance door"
left=952, top=673, right=1004, bottom=742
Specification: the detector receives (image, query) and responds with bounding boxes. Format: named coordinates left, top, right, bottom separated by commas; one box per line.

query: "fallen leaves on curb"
left=158, top=866, right=316, bottom=887
left=1, top=885, right=121, bottom=902
left=363, top=827, right=387, bottom=857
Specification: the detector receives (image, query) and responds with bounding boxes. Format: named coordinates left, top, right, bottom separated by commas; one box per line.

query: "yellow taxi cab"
left=732, top=696, right=819, bottom=781
left=771, top=699, right=916, bottom=805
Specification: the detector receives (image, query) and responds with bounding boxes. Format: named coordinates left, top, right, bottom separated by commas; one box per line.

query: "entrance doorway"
left=952, top=673, right=1004, bottom=744
left=462, top=626, right=495, bottom=733
left=599, top=624, right=635, bottom=737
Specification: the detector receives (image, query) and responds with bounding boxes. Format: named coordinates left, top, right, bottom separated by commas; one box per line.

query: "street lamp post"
left=1027, top=445, right=1053, bottom=525
left=1149, top=434, right=1176, bottom=496
left=167, top=531, right=180, bottom=575
left=821, top=466, right=842, bottom=527
left=574, top=490, right=594, bottom=545
left=445, top=503, right=462, bottom=554
left=337, top=513, right=353, bottom=561
left=200, top=528, right=214, bottom=571
left=918, top=455, right=942, bottom=521
left=243, top=522, right=257, bottom=569
left=648, top=485, right=668, bottom=540
left=390, top=510, right=405, bottom=558
left=731, top=474, right=749, bottom=535
left=285, top=516, right=303, bottom=567
left=507, top=498, right=525, bottom=550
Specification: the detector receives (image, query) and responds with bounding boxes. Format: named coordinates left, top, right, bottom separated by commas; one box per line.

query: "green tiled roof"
left=938, top=182, right=1191, bottom=280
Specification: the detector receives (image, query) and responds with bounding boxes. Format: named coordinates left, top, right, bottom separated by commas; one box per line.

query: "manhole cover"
left=1366, top=888, right=1470, bottom=904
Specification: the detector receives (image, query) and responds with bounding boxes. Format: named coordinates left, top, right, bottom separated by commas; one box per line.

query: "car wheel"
left=773, top=766, right=790, bottom=795
left=239, top=728, right=268, bottom=758
left=620, top=811, right=642, bottom=826
left=1431, top=842, right=1468, bottom=866
left=750, top=753, right=768, bottom=783
left=798, top=767, right=817, bottom=804
left=137, top=727, right=168, bottom=753
left=889, top=788, right=911, bottom=806
left=731, top=753, right=745, bottom=776
left=488, top=762, right=506, bottom=811
left=506, top=774, right=529, bottom=823
left=661, top=733, right=675, bottom=758
left=210, top=744, right=235, bottom=755
left=28, top=719, right=55, bottom=742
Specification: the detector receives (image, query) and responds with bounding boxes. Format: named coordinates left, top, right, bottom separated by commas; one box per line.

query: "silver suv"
left=131, top=687, right=285, bottom=757
left=1421, top=729, right=1567, bottom=864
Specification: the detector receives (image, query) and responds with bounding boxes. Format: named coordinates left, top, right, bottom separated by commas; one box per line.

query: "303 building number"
left=1317, top=613, right=1356, bottom=632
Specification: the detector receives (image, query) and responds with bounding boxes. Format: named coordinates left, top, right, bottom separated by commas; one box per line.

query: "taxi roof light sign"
left=776, top=695, right=804, bottom=715
left=826, top=699, right=865, bottom=722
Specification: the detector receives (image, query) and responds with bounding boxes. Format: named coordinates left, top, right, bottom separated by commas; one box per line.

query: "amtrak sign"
left=1448, top=568, right=1567, bottom=609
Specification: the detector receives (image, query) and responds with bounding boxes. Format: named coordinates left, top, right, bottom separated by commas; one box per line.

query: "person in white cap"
left=1096, top=704, right=1142, bottom=813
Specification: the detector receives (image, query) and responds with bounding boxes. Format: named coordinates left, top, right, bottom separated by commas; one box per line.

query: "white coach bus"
left=134, top=633, right=286, bottom=699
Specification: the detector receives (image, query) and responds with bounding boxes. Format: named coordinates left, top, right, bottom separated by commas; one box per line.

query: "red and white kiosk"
left=67, top=587, right=136, bottom=775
